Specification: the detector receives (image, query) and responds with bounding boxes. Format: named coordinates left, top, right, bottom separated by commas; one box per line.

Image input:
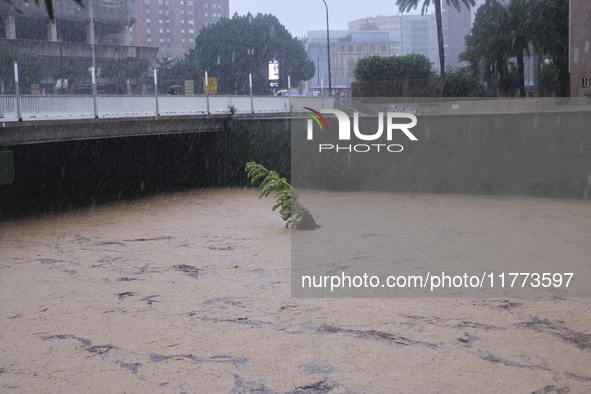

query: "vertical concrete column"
left=5, top=16, right=16, bottom=39
left=122, top=25, right=130, bottom=46
left=47, top=20, right=58, bottom=42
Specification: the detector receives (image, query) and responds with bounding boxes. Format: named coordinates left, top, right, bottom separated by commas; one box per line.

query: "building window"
left=347, top=58, right=354, bottom=68
left=356, top=45, right=362, bottom=52
left=348, top=45, right=353, bottom=52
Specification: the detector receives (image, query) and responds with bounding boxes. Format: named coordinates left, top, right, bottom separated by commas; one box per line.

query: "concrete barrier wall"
left=2, top=112, right=590, bottom=219
left=354, top=97, right=591, bottom=115
left=292, top=111, right=591, bottom=199
left=2, top=106, right=589, bottom=200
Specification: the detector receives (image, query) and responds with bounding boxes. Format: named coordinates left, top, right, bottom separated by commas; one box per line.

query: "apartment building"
left=130, top=0, right=229, bottom=59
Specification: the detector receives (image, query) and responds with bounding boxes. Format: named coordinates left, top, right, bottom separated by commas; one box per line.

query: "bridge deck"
left=0, top=113, right=294, bottom=146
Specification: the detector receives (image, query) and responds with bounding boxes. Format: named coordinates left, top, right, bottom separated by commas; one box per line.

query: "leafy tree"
left=55, top=58, right=87, bottom=94
left=174, top=13, right=315, bottom=95
left=505, top=0, right=532, bottom=97
left=540, top=60, right=558, bottom=96
left=396, top=0, right=476, bottom=76
left=245, top=162, right=319, bottom=230
left=0, top=39, right=44, bottom=94
left=461, top=0, right=519, bottom=96
left=102, top=59, right=150, bottom=94
left=353, top=53, right=434, bottom=82
left=529, top=0, right=569, bottom=96
left=155, top=56, right=194, bottom=94
left=443, top=66, right=487, bottom=97
left=462, top=0, right=569, bottom=97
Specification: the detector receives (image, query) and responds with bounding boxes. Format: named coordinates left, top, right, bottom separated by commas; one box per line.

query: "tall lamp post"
left=321, top=0, right=331, bottom=97
left=89, top=0, right=98, bottom=118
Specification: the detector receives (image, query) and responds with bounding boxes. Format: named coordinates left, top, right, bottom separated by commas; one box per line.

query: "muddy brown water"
left=1, top=188, right=590, bottom=393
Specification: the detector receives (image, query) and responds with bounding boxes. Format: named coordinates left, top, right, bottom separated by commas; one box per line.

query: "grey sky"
left=229, top=0, right=435, bottom=38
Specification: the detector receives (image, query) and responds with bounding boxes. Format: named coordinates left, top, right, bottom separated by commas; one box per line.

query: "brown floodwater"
left=1, top=188, right=590, bottom=393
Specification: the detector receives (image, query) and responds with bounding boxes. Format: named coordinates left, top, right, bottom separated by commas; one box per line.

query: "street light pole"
left=321, top=0, right=332, bottom=97
left=89, top=0, right=98, bottom=118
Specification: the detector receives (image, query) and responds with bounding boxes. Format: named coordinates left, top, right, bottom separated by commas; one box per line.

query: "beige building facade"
left=569, top=0, right=591, bottom=97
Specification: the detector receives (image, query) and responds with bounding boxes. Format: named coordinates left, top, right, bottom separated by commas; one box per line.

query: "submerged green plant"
left=245, top=162, right=319, bottom=230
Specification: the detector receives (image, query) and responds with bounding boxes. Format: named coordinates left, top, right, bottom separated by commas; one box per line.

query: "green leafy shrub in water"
left=245, top=162, right=319, bottom=230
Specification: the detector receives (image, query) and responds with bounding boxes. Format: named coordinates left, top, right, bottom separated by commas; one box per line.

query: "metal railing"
left=0, top=95, right=335, bottom=121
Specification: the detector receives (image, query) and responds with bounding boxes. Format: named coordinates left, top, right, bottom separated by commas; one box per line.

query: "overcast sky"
left=229, top=0, right=436, bottom=38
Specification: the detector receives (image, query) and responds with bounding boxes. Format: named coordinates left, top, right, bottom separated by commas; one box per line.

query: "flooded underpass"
left=1, top=188, right=590, bottom=393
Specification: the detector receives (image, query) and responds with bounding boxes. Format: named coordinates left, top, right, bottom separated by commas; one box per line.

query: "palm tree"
left=529, top=0, right=569, bottom=96
left=396, top=0, right=476, bottom=76
left=461, top=0, right=516, bottom=96
left=506, top=0, right=533, bottom=97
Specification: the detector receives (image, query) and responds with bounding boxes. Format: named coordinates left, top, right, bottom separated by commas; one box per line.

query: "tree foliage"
left=443, top=66, right=487, bottom=97
left=461, top=0, right=569, bottom=97
left=353, top=53, right=434, bottom=82
left=102, top=59, right=150, bottom=94
left=396, top=0, right=476, bottom=75
left=540, top=60, right=558, bottom=96
left=0, top=39, right=45, bottom=94
left=461, top=0, right=516, bottom=96
left=245, top=162, right=319, bottom=230
left=528, top=0, right=569, bottom=96
left=162, top=13, right=315, bottom=95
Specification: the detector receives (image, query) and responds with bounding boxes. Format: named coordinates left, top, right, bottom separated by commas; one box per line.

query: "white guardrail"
left=0, top=95, right=334, bottom=121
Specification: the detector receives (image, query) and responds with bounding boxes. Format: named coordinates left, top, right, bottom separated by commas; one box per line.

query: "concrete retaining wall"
left=1, top=110, right=590, bottom=218
left=292, top=111, right=591, bottom=199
